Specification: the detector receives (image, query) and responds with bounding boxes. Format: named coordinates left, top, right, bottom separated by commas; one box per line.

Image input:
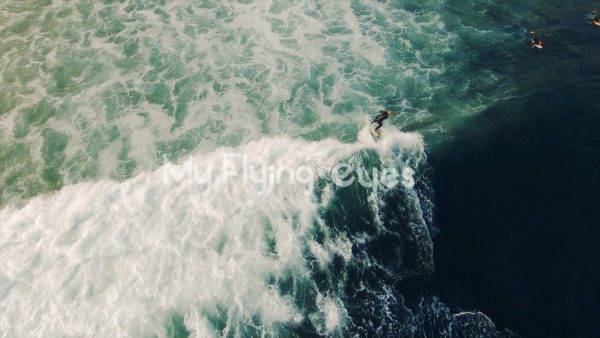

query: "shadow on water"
left=428, top=2, right=600, bottom=336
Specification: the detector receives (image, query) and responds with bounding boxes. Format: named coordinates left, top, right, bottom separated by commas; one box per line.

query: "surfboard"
left=365, top=114, right=382, bottom=138
left=531, top=39, right=543, bottom=49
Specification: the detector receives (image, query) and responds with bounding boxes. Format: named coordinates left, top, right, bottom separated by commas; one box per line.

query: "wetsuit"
left=530, top=33, right=542, bottom=47
left=372, top=111, right=390, bottom=131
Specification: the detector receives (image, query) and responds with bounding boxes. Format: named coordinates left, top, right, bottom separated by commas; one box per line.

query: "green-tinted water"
left=0, top=0, right=511, bottom=205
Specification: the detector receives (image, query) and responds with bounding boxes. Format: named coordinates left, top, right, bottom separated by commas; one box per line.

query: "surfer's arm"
left=375, top=111, right=387, bottom=121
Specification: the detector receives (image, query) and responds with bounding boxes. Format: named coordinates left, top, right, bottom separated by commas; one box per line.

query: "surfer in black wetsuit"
left=530, top=31, right=543, bottom=48
left=372, top=110, right=393, bottom=131
left=591, top=11, right=600, bottom=26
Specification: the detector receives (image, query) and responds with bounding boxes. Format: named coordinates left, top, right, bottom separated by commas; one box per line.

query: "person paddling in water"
left=591, top=11, right=600, bottom=26
left=530, top=31, right=543, bottom=48
left=371, top=110, right=393, bottom=131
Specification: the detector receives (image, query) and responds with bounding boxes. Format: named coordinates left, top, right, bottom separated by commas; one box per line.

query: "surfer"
left=371, top=110, right=393, bottom=131
left=590, top=11, right=600, bottom=26
left=530, top=31, right=543, bottom=49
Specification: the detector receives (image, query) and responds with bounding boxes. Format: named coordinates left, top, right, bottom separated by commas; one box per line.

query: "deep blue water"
left=430, top=2, right=600, bottom=336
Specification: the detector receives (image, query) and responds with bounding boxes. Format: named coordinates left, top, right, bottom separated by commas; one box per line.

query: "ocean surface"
left=0, top=0, right=598, bottom=337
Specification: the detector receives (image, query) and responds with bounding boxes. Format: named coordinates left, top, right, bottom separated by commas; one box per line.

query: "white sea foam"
left=0, top=0, right=465, bottom=200
left=0, top=127, right=423, bottom=337
left=310, top=293, right=347, bottom=336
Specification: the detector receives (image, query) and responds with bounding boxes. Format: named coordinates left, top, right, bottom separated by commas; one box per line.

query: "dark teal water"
left=430, top=1, right=600, bottom=337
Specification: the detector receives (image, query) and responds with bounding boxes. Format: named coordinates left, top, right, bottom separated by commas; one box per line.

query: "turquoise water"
left=0, top=0, right=513, bottom=205
left=0, top=0, right=574, bottom=337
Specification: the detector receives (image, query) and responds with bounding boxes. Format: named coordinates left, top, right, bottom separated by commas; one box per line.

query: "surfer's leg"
left=374, top=121, right=383, bottom=130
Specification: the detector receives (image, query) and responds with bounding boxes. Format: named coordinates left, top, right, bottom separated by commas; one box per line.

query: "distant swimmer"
left=371, top=110, right=393, bottom=131
left=530, top=31, right=544, bottom=49
left=590, top=11, right=600, bottom=26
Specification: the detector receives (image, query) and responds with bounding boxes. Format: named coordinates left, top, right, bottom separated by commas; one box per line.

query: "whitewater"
left=0, top=128, right=427, bottom=337
left=1, top=0, right=513, bottom=337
